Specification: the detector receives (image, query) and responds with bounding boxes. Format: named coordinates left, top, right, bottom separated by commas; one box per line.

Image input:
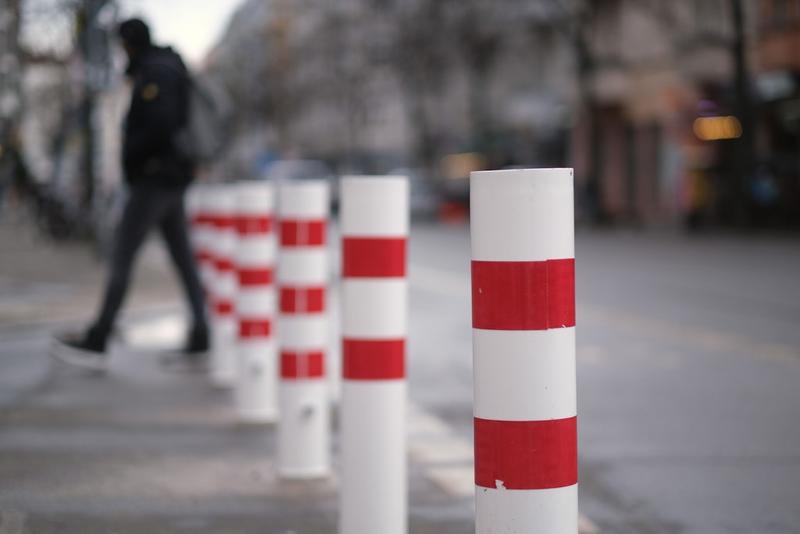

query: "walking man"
left=54, top=18, right=208, bottom=371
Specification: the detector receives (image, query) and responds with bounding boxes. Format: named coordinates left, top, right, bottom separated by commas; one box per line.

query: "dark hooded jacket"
left=123, top=46, right=193, bottom=188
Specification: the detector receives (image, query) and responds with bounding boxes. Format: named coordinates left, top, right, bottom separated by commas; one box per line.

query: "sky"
left=122, top=0, right=245, bottom=65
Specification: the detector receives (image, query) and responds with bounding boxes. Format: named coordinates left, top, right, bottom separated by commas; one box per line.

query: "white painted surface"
left=277, top=249, right=327, bottom=285
left=470, top=168, right=574, bottom=262
left=279, top=314, right=327, bottom=350
left=211, top=316, right=237, bottom=388
left=213, top=271, right=237, bottom=301
left=278, top=380, right=330, bottom=478
left=340, top=381, right=407, bottom=534
left=341, top=279, right=407, bottom=338
left=236, top=236, right=277, bottom=266
left=278, top=180, right=329, bottom=218
left=236, top=181, right=274, bottom=214
left=236, top=340, right=279, bottom=422
left=475, top=484, right=578, bottom=534
left=237, top=288, right=276, bottom=317
left=340, top=176, right=409, bottom=236
left=473, top=327, right=576, bottom=421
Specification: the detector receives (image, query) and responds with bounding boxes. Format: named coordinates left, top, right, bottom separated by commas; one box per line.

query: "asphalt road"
left=1, top=221, right=799, bottom=533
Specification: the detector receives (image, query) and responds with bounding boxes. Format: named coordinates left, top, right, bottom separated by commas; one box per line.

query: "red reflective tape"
left=238, top=268, right=274, bottom=286
left=280, top=350, right=325, bottom=379
left=280, top=220, right=326, bottom=246
left=280, top=286, right=325, bottom=313
left=212, top=215, right=236, bottom=229
left=195, top=249, right=212, bottom=263
left=342, top=238, right=406, bottom=278
left=239, top=318, right=272, bottom=338
left=343, top=338, right=405, bottom=379
left=236, top=215, right=273, bottom=235
left=474, top=416, right=577, bottom=490
left=471, top=258, right=575, bottom=330
left=214, top=299, right=235, bottom=316
left=214, top=258, right=236, bottom=272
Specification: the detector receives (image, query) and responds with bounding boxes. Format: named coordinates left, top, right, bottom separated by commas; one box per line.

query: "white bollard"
left=277, top=180, right=331, bottom=478
left=235, top=181, right=278, bottom=422
left=188, top=186, right=214, bottom=295
left=470, top=168, right=578, bottom=533
left=208, top=185, right=238, bottom=389
left=339, top=176, right=409, bottom=534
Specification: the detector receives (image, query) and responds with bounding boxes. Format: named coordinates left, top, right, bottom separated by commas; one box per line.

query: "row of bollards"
left=187, top=169, right=577, bottom=534
left=187, top=176, right=409, bottom=533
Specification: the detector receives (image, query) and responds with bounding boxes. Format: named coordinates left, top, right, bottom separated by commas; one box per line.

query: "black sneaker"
left=51, top=328, right=109, bottom=372
left=185, top=325, right=210, bottom=354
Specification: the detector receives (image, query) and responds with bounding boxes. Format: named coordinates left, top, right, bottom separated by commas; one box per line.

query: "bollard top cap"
left=470, top=168, right=573, bottom=181
left=470, top=168, right=574, bottom=261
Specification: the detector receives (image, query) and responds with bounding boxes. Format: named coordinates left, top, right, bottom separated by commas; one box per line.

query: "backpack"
left=174, top=73, right=232, bottom=165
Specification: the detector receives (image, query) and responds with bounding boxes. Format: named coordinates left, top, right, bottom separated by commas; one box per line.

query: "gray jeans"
left=92, top=185, right=207, bottom=339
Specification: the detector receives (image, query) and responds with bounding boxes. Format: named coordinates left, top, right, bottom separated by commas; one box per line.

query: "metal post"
left=340, top=175, right=409, bottom=534
left=235, top=181, right=278, bottom=422
left=470, top=168, right=578, bottom=532
left=277, top=180, right=330, bottom=478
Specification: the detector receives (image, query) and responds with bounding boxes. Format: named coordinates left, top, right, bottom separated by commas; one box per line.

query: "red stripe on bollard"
left=212, top=215, right=237, bottom=229
left=215, top=299, right=235, bottom=316
left=280, top=350, right=325, bottom=379
left=236, top=215, right=273, bottom=235
left=471, top=258, right=575, bottom=330
left=474, top=416, right=578, bottom=490
left=280, top=286, right=325, bottom=313
left=239, top=318, right=272, bottom=338
left=214, top=258, right=236, bottom=272
left=280, top=220, right=326, bottom=246
left=238, top=267, right=274, bottom=286
left=342, top=338, right=405, bottom=379
left=342, top=238, right=406, bottom=278
left=196, top=249, right=212, bottom=263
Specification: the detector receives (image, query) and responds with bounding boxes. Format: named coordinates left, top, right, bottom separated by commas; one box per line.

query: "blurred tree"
left=542, top=0, right=604, bottom=221
left=0, top=0, right=23, bottom=199
left=443, top=0, right=506, bottom=156
left=4, top=0, right=117, bottom=240
left=308, top=1, right=375, bottom=168
left=75, top=0, right=113, bottom=210
left=366, top=0, right=450, bottom=171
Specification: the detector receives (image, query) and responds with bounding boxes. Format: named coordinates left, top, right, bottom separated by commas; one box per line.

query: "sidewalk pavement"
left=0, top=220, right=602, bottom=533
left=0, top=221, right=474, bottom=533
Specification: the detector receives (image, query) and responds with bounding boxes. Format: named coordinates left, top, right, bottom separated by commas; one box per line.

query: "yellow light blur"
left=693, top=116, right=743, bottom=141
left=441, top=152, right=486, bottom=180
